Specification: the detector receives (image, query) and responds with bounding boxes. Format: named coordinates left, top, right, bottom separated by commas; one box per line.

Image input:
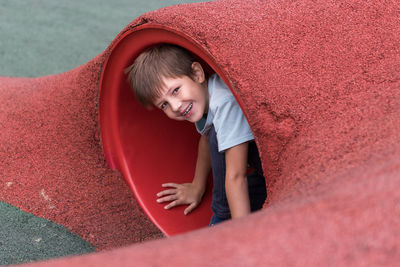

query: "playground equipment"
left=1, top=0, right=399, bottom=266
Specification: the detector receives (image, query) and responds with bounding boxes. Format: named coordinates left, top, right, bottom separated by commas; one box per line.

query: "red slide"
left=2, top=0, right=399, bottom=266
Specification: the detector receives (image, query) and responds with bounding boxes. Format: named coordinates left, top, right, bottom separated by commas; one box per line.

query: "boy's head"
left=126, top=44, right=198, bottom=107
left=126, top=44, right=209, bottom=123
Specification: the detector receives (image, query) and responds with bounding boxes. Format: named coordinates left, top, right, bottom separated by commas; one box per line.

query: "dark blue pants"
left=208, top=126, right=267, bottom=225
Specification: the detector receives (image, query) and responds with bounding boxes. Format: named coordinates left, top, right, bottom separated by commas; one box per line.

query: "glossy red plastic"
left=99, top=25, right=234, bottom=236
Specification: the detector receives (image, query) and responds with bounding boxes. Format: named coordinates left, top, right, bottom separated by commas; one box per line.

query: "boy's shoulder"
left=208, top=74, right=235, bottom=108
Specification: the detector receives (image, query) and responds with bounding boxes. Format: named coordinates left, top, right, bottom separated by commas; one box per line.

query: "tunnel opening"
left=99, top=24, right=254, bottom=236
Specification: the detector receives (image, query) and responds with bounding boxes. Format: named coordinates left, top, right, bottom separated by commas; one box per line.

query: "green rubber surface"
left=0, top=202, right=94, bottom=265
left=0, top=0, right=208, bottom=77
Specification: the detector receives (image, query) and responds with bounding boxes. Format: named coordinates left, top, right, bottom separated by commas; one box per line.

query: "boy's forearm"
left=192, top=135, right=211, bottom=194
left=224, top=142, right=251, bottom=219
left=225, top=174, right=250, bottom=218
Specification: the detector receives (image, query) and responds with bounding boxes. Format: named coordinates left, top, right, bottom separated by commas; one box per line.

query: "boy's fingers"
left=184, top=202, right=197, bottom=215
left=164, top=200, right=181, bottom=209
left=156, top=189, right=177, bottom=197
left=157, top=195, right=178, bottom=203
left=162, top=183, right=179, bottom=188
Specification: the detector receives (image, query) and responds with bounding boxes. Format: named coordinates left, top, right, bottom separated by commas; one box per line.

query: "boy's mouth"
left=182, top=103, right=193, bottom=116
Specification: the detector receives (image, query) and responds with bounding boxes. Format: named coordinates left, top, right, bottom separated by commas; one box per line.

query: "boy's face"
left=153, top=62, right=209, bottom=123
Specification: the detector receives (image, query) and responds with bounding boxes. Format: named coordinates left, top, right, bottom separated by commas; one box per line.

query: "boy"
left=126, top=44, right=266, bottom=225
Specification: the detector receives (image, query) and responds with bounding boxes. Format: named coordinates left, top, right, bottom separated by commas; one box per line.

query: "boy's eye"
left=160, top=102, right=167, bottom=110
left=172, top=87, right=180, bottom=94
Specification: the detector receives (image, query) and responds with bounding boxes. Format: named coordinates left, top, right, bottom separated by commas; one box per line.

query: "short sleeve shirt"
left=195, top=74, right=254, bottom=152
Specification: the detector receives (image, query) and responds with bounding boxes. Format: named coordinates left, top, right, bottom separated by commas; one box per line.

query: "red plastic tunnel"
left=99, top=24, right=223, bottom=235
left=3, top=0, right=400, bottom=266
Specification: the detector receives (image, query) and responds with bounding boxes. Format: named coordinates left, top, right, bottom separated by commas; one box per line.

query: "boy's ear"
left=191, top=62, right=205, bottom=83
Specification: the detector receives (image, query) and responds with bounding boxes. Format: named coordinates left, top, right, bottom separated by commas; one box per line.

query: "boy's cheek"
left=165, top=111, right=179, bottom=120
left=165, top=110, right=173, bottom=118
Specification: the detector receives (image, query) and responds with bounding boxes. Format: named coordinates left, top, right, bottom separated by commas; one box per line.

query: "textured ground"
left=1, top=0, right=399, bottom=266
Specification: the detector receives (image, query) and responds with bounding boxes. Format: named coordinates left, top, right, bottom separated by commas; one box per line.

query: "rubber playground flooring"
left=0, top=0, right=207, bottom=265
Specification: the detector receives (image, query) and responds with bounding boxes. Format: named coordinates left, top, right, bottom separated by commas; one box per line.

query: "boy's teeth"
left=183, top=103, right=192, bottom=116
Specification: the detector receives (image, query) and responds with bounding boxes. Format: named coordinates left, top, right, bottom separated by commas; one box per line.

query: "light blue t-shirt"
left=195, top=74, right=254, bottom=152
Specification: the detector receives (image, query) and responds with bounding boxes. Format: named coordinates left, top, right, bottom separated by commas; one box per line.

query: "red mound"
left=0, top=58, right=163, bottom=250
left=2, top=0, right=399, bottom=266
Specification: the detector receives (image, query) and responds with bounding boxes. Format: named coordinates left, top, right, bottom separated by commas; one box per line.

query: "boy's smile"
left=154, top=63, right=209, bottom=123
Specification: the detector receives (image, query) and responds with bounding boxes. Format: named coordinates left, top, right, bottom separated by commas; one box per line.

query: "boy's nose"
left=170, top=99, right=182, bottom=112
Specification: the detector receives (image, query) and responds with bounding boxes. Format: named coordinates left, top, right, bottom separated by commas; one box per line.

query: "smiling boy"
left=126, top=44, right=266, bottom=225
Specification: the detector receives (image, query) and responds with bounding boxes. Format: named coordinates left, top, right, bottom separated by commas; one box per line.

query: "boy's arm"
left=157, top=134, right=211, bottom=215
left=225, top=142, right=251, bottom=218
left=192, top=134, right=212, bottom=192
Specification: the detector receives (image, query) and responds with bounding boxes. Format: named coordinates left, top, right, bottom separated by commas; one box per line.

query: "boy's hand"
left=156, top=183, right=204, bottom=215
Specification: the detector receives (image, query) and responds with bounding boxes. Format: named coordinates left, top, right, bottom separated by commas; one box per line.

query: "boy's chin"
left=191, top=114, right=204, bottom=123
left=175, top=116, right=197, bottom=123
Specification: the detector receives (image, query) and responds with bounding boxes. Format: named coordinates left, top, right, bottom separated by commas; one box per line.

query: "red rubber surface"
left=0, top=58, right=163, bottom=250
left=3, top=0, right=399, bottom=266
